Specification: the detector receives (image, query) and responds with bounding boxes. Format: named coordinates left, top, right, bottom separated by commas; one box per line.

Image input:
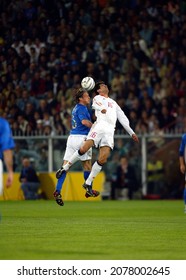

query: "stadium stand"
left=0, top=0, right=186, bottom=198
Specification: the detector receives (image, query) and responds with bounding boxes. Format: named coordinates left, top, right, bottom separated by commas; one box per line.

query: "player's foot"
left=85, top=189, right=100, bottom=198
left=82, top=183, right=94, bottom=197
left=56, top=167, right=65, bottom=179
left=53, top=190, right=64, bottom=206
left=184, top=206, right=186, bottom=213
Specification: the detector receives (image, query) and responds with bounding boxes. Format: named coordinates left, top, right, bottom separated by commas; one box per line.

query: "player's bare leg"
left=83, top=146, right=111, bottom=196
left=82, top=159, right=100, bottom=197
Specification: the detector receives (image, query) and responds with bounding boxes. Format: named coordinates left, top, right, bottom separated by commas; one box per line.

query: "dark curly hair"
left=94, top=81, right=105, bottom=94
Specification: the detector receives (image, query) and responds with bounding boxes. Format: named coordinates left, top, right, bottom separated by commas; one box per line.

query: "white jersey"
left=92, top=95, right=135, bottom=136
left=86, top=95, right=135, bottom=149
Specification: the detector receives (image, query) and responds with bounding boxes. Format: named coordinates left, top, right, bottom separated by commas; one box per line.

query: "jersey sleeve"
left=179, top=134, right=186, bottom=156
left=116, top=103, right=135, bottom=136
left=1, top=120, right=15, bottom=151
left=77, top=107, right=90, bottom=122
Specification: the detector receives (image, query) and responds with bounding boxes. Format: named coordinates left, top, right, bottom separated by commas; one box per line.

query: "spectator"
left=37, top=99, right=49, bottom=118
left=42, top=111, right=52, bottom=126
left=12, top=120, right=23, bottom=136
left=24, top=102, right=36, bottom=125
left=19, top=157, right=40, bottom=200
left=158, top=105, right=176, bottom=131
left=45, top=90, right=58, bottom=114
left=35, top=119, right=44, bottom=135
left=24, top=122, right=35, bottom=136
left=17, top=114, right=28, bottom=134
left=30, top=71, right=46, bottom=97
left=19, top=72, right=31, bottom=91
left=114, top=156, right=138, bottom=200
left=0, top=0, right=186, bottom=140
left=16, top=88, right=38, bottom=112
left=29, top=47, right=39, bottom=64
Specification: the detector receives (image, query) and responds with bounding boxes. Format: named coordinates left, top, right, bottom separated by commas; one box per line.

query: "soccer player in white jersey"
left=57, top=81, right=139, bottom=196
left=53, top=88, right=99, bottom=206
left=179, top=133, right=186, bottom=213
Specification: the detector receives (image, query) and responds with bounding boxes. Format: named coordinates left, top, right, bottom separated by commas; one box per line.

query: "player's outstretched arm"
left=179, top=156, right=185, bottom=174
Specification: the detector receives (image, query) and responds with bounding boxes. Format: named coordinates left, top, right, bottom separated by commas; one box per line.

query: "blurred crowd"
left=0, top=0, right=186, bottom=137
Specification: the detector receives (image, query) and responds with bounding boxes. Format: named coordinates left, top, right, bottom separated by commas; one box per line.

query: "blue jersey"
left=0, top=117, right=15, bottom=160
left=70, top=104, right=91, bottom=135
left=179, top=133, right=186, bottom=160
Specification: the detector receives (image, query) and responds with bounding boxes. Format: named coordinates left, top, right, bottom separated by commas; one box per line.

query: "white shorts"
left=86, top=121, right=114, bottom=149
left=63, top=134, right=92, bottom=161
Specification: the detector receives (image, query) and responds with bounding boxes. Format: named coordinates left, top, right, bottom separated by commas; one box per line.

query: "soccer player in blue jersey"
left=53, top=88, right=99, bottom=206
left=179, top=133, right=186, bottom=213
left=0, top=117, right=15, bottom=195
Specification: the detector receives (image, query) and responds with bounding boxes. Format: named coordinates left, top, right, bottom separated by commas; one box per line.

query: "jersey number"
left=90, top=131, right=97, bottom=138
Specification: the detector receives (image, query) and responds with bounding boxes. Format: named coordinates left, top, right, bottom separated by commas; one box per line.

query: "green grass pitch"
left=0, top=200, right=185, bottom=260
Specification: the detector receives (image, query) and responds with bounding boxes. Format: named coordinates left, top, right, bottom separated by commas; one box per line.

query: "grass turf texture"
left=0, top=200, right=185, bottom=260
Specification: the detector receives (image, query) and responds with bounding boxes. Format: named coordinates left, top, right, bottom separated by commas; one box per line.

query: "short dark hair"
left=94, top=81, right=105, bottom=94
left=74, top=88, right=87, bottom=103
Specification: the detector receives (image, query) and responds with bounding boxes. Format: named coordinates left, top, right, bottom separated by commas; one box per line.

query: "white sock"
left=63, top=150, right=81, bottom=171
left=86, top=161, right=102, bottom=186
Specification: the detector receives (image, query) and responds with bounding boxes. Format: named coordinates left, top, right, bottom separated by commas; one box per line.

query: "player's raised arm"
left=116, top=104, right=139, bottom=142
left=81, top=119, right=92, bottom=128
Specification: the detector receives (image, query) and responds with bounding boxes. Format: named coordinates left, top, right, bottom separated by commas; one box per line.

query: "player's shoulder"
left=74, top=103, right=83, bottom=110
left=76, top=103, right=88, bottom=114
left=107, top=97, right=117, bottom=107
left=0, top=117, right=5, bottom=123
left=0, top=117, right=9, bottom=127
left=109, top=96, right=117, bottom=103
left=93, top=95, right=102, bottom=100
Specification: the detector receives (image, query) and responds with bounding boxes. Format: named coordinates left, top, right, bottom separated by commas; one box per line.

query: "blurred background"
left=0, top=0, right=186, bottom=200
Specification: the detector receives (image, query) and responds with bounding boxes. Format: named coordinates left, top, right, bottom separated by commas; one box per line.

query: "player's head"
left=74, top=88, right=90, bottom=105
left=94, top=81, right=109, bottom=96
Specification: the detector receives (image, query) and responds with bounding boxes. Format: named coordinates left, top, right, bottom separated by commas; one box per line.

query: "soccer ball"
left=81, top=77, right=95, bottom=91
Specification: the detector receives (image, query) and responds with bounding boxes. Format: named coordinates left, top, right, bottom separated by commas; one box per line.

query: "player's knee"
left=83, top=161, right=91, bottom=171
left=97, top=158, right=108, bottom=166
left=78, top=148, right=86, bottom=155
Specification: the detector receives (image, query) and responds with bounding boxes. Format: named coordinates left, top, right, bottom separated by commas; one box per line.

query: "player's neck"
left=100, top=93, right=108, bottom=98
left=79, top=101, right=86, bottom=106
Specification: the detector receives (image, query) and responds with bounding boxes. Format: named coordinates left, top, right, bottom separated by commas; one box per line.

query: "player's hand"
left=132, top=134, right=139, bottom=143
left=6, top=172, right=13, bottom=188
left=180, top=164, right=185, bottom=174
left=101, top=109, right=107, bottom=114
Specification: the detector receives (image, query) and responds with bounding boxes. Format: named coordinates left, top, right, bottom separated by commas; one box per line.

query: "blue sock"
left=56, top=172, right=66, bottom=192
left=184, top=188, right=186, bottom=204
left=84, top=171, right=93, bottom=187
left=84, top=171, right=90, bottom=181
